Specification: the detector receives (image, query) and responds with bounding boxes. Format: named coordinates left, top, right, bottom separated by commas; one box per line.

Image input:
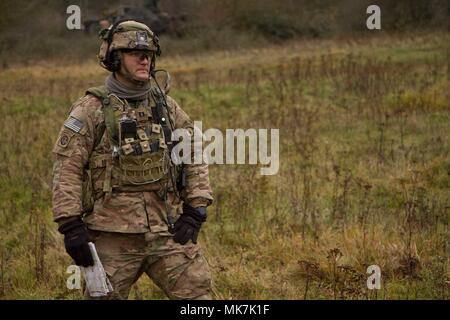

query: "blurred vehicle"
left=83, top=4, right=187, bottom=36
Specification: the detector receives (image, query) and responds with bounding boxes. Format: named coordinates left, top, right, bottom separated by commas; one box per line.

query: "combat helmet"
left=98, top=20, right=161, bottom=72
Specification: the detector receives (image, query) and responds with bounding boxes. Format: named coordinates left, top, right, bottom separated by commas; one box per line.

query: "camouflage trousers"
left=85, top=230, right=213, bottom=300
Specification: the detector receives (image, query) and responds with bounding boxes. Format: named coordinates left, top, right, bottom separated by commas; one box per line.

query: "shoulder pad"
left=164, top=95, right=178, bottom=110
left=66, top=95, right=102, bottom=135
left=86, top=85, right=109, bottom=100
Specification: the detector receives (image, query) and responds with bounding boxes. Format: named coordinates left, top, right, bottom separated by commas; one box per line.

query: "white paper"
left=82, top=242, right=113, bottom=297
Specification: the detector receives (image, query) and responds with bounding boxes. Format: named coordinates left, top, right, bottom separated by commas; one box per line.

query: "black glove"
left=58, top=218, right=94, bottom=267
left=170, top=203, right=207, bottom=245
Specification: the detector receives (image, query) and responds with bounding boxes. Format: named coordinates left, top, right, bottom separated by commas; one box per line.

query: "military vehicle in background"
left=83, top=3, right=186, bottom=36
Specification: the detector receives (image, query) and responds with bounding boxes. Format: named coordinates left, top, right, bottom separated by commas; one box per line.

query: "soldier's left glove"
left=170, top=203, right=207, bottom=245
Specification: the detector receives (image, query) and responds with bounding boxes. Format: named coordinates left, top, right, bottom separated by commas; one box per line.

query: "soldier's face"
left=120, top=50, right=151, bottom=82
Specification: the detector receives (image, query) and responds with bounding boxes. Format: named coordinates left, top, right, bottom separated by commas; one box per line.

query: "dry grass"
left=0, top=32, right=449, bottom=299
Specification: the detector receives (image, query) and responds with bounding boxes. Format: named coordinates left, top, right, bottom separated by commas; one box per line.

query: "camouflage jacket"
left=52, top=90, right=213, bottom=233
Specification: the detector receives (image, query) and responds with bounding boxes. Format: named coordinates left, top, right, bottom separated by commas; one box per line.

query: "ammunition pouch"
left=84, top=85, right=176, bottom=195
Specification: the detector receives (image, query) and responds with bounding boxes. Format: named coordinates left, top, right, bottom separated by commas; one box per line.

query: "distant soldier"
left=98, top=19, right=110, bottom=30
left=52, top=20, right=213, bottom=299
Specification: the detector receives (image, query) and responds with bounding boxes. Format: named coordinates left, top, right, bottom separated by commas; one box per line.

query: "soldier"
left=52, top=20, right=213, bottom=300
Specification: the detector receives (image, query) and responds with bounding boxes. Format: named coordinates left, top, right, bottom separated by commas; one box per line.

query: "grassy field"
left=0, top=32, right=449, bottom=299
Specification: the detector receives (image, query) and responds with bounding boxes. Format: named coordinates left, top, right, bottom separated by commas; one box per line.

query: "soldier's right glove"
left=58, top=217, right=94, bottom=267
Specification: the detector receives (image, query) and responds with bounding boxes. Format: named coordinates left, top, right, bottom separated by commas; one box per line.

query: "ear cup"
left=104, top=50, right=119, bottom=72
left=152, top=34, right=161, bottom=57
left=102, top=19, right=133, bottom=72
left=150, top=34, right=160, bottom=72
left=110, top=51, right=121, bottom=72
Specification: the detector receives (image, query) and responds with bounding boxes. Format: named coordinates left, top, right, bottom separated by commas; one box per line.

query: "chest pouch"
left=115, top=101, right=170, bottom=186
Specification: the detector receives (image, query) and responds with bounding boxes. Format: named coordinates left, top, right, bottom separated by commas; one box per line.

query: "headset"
left=102, top=19, right=161, bottom=73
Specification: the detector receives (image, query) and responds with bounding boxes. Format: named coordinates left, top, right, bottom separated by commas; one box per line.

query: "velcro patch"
left=136, top=31, right=148, bottom=46
left=64, top=116, right=84, bottom=133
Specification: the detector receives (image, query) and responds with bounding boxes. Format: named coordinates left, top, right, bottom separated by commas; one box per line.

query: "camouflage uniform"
left=52, top=21, right=213, bottom=300
left=87, top=230, right=211, bottom=299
